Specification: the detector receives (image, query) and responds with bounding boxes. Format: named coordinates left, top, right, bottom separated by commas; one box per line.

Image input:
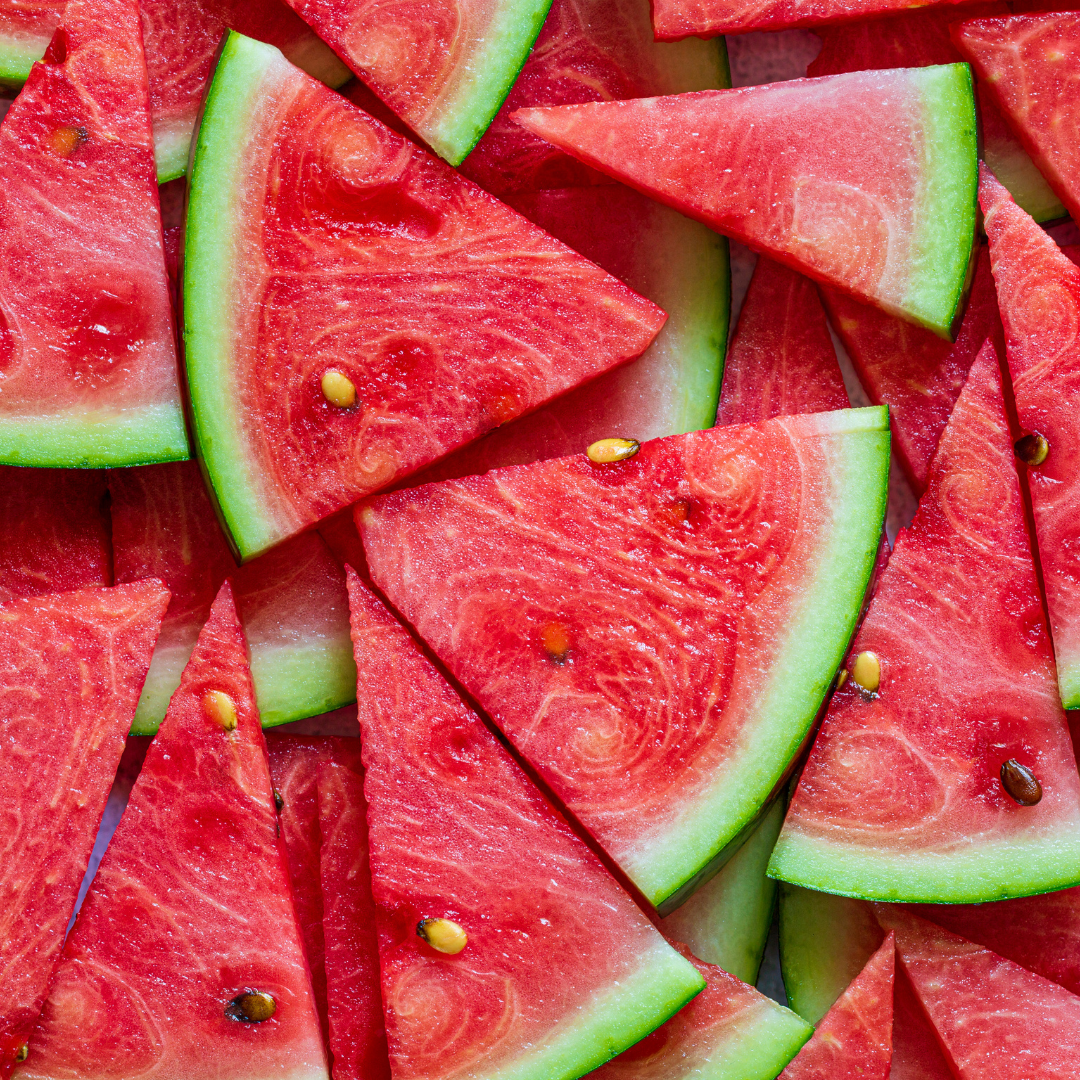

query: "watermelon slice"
left=19, top=584, right=329, bottom=1080
left=820, top=245, right=1004, bottom=491
left=981, top=169, right=1080, bottom=708
left=890, top=960, right=954, bottom=1080
left=661, top=799, right=785, bottom=985
left=317, top=749, right=392, bottom=1080
left=512, top=67, right=977, bottom=338
left=0, top=581, right=168, bottom=1079
left=359, top=407, right=890, bottom=911
left=346, top=571, right=706, bottom=1080
left=110, top=461, right=357, bottom=732
left=954, top=13, right=1080, bottom=224
left=771, top=341, right=1080, bottom=902
left=715, top=257, right=848, bottom=426
left=184, top=33, right=667, bottom=560
left=0, top=467, right=110, bottom=602
left=459, top=0, right=727, bottom=196
left=777, top=933, right=894, bottom=1080
left=0, top=0, right=187, bottom=467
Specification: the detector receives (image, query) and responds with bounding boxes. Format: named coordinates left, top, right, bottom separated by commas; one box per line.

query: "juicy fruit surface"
left=772, top=344, right=1080, bottom=902
left=0, top=582, right=168, bottom=1080
left=347, top=573, right=704, bottom=1080
left=0, top=0, right=187, bottom=466
left=0, top=0, right=57, bottom=84
left=19, top=586, right=329, bottom=1080
left=514, top=66, right=977, bottom=337
left=359, top=409, right=889, bottom=908
left=890, top=962, right=955, bottom=1080
left=981, top=172, right=1080, bottom=708
left=185, top=33, right=665, bottom=559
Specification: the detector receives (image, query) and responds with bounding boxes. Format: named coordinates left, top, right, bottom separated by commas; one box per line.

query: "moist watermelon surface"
left=771, top=343, right=1080, bottom=902
left=513, top=66, right=977, bottom=338
left=359, top=407, right=889, bottom=911
left=0, top=0, right=56, bottom=86
left=347, top=572, right=705, bottom=1080
left=18, top=585, right=329, bottom=1080
left=981, top=171, right=1080, bottom=708
left=0, top=582, right=168, bottom=1080
left=184, top=33, right=666, bottom=560
left=0, top=0, right=187, bottom=467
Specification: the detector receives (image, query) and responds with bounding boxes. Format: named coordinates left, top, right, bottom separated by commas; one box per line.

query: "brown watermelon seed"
left=1014, top=432, right=1049, bottom=467
left=15, top=1045, right=27, bottom=1062
left=852, top=652, right=880, bottom=694
left=273, top=789, right=284, bottom=813
left=417, top=918, right=468, bottom=954
left=1001, top=759, right=1042, bottom=806
left=587, top=438, right=639, bottom=464
left=204, top=690, right=238, bottom=731
left=321, top=369, right=357, bottom=408
left=48, top=124, right=88, bottom=156
left=540, top=622, right=571, bottom=664
left=226, top=991, right=277, bottom=1023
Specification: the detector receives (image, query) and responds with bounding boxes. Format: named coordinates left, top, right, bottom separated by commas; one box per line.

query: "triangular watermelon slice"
left=346, top=571, right=706, bottom=1079
left=358, top=407, right=889, bottom=910
left=980, top=168, right=1080, bottom=709
left=891, top=959, right=954, bottom=1080
left=184, top=33, right=667, bottom=560
left=771, top=341, right=1080, bottom=902
left=954, top=13, right=1080, bottom=224
left=513, top=67, right=977, bottom=338
left=19, top=584, right=329, bottom=1079
left=0, top=581, right=169, bottom=1079
left=0, top=0, right=187, bottom=467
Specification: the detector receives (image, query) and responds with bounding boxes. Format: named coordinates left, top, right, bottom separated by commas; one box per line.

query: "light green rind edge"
left=902, top=63, right=979, bottom=339
left=984, top=139, right=1067, bottom=225
left=0, top=33, right=44, bottom=86
left=480, top=937, right=704, bottom=1080
left=1059, top=661, right=1080, bottom=712
left=627, top=406, right=890, bottom=911
left=693, top=998, right=812, bottom=1080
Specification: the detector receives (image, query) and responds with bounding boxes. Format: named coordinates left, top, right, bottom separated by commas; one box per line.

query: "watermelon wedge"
left=317, top=750, right=392, bottom=1080
left=715, top=257, right=848, bottom=426
left=981, top=168, right=1080, bottom=709
left=512, top=67, right=977, bottom=338
left=346, top=571, right=706, bottom=1080
left=771, top=342, right=1080, bottom=902
left=359, top=407, right=890, bottom=911
left=820, top=245, right=1004, bottom=491
left=0, top=581, right=168, bottom=1079
left=954, top=13, right=1080, bottom=223
left=0, top=0, right=187, bottom=467
left=891, top=960, right=955, bottom=1080
left=19, top=584, right=329, bottom=1080
left=184, top=33, right=667, bottom=560
left=459, top=0, right=727, bottom=196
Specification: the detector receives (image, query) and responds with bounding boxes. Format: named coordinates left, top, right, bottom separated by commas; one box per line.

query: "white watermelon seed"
left=417, top=918, right=468, bottom=954
left=204, top=690, right=238, bottom=732
left=852, top=652, right=880, bottom=694
left=587, top=438, right=639, bottom=464
left=322, top=369, right=357, bottom=408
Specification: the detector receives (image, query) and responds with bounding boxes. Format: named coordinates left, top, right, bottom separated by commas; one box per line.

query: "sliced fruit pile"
left=1, top=0, right=1080, bottom=1076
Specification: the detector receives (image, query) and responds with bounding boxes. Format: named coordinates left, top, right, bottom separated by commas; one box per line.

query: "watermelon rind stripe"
left=0, top=32, right=46, bottom=86
left=636, top=406, right=891, bottom=913
left=1060, top=663, right=1080, bottom=712
left=694, top=996, right=812, bottom=1080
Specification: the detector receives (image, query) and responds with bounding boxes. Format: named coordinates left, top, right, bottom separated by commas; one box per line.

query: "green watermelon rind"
left=697, top=998, right=812, bottom=1080
left=632, top=406, right=891, bottom=912
left=0, top=32, right=45, bottom=86
left=1058, top=662, right=1080, bottom=712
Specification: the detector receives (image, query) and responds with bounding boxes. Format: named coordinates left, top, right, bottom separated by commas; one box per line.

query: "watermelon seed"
left=540, top=622, right=571, bottom=664
left=15, top=1045, right=27, bottom=1062
left=1000, top=759, right=1042, bottom=806
left=226, top=991, right=277, bottom=1023
left=587, top=438, right=639, bottom=464
left=48, top=124, right=88, bottom=157
left=321, top=369, right=357, bottom=409
left=204, top=690, right=238, bottom=731
left=273, top=789, right=284, bottom=813
left=417, top=917, right=468, bottom=954
left=851, top=651, right=880, bottom=695
left=835, top=670, right=848, bottom=689
left=1014, top=432, right=1049, bottom=467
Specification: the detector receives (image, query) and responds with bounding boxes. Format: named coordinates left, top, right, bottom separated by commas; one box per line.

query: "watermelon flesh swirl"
left=0, top=0, right=187, bottom=467
left=0, top=582, right=169, bottom=1080
left=981, top=169, right=1080, bottom=709
left=19, top=584, right=329, bottom=1080
left=772, top=342, right=1080, bottom=902
left=346, top=571, right=706, bottom=1080
left=184, top=33, right=667, bottom=560
left=513, top=66, right=977, bottom=338
left=359, top=407, right=890, bottom=911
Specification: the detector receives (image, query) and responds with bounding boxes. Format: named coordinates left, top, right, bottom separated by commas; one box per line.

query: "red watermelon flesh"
left=820, top=245, right=1004, bottom=492
left=0, top=467, right=110, bottom=602
left=771, top=341, right=1080, bottom=903
left=19, top=584, right=329, bottom=1080
left=878, top=906, right=1080, bottom=1079
left=980, top=169, right=1080, bottom=709
left=317, top=750, right=392, bottom=1080
left=892, top=962, right=954, bottom=1080
left=346, top=571, right=705, bottom=1080
left=0, top=582, right=169, bottom=1080
left=715, top=257, right=848, bottom=426
left=779, top=933, right=894, bottom=1080
left=0, top=0, right=187, bottom=468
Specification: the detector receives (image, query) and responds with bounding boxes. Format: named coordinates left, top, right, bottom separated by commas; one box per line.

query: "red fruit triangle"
left=892, top=963, right=954, bottom=1080
left=716, top=257, right=848, bottom=426
left=21, top=584, right=328, bottom=1080
left=878, top=906, right=1080, bottom=1079
left=980, top=166, right=1080, bottom=709
left=0, top=0, right=187, bottom=465
left=0, top=581, right=169, bottom=1080
left=771, top=341, right=1080, bottom=902
left=779, top=933, right=894, bottom=1080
